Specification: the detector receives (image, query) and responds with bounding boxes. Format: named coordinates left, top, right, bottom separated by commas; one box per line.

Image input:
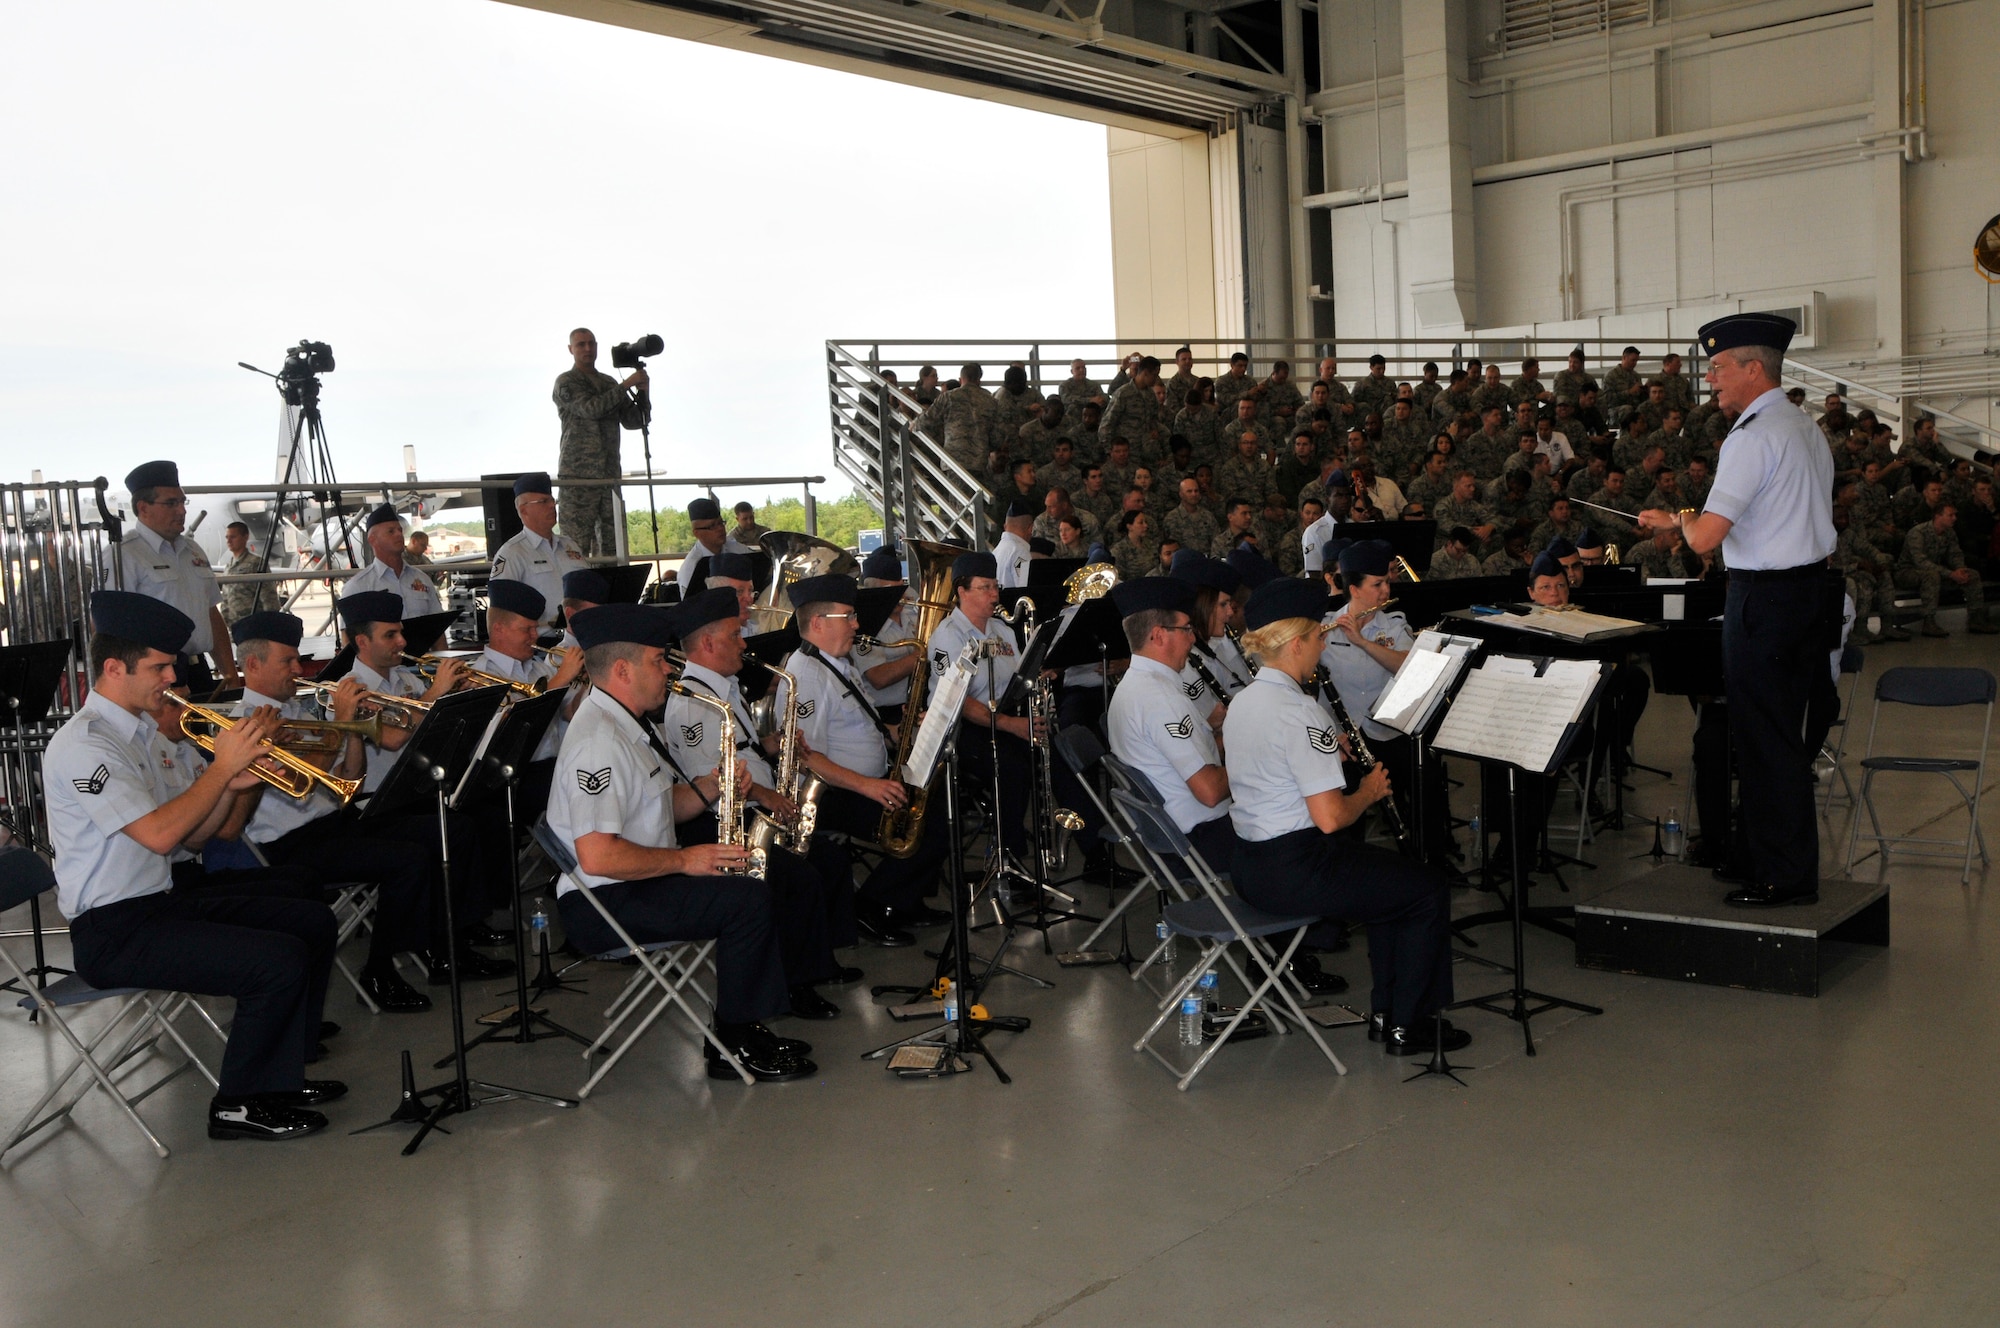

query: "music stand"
left=1431, top=655, right=1609, bottom=1054
left=599, top=563, right=653, bottom=604
left=1334, top=519, right=1437, bottom=576
left=855, top=587, right=906, bottom=639
left=438, top=686, right=587, bottom=1059
left=0, top=640, right=75, bottom=995
left=1026, top=557, right=1086, bottom=587
left=351, top=686, right=574, bottom=1153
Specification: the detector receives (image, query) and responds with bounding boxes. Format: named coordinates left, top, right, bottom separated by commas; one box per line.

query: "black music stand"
left=1026, top=557, right=1086, bottom=587
left=0, top=640, right=75, bottom=996
left=1331, top=520, right=1437, bottom=577
left=350, top=686, right=575, bottom=1153
left=854, top=587, right=906, bottom=639
left=1433, top=656, right=1609, bottom=1055
left=438, top=686, right=587, bottom=1059
left=599, top=563, right=653, bottom=604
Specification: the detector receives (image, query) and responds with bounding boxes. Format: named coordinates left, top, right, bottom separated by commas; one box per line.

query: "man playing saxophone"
left=777, top=573, right=950, bottom=950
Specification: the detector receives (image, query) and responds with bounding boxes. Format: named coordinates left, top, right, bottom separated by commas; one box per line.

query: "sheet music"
left=1371, top=648, right=1456, bottom=734
left=1432, top=661, right=1604, bottom=772
left=903, top=651, right=974, bottom=785
left=1497, top=606, right=1649, bottom=641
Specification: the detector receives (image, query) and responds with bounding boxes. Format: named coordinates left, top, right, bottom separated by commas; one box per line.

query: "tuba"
left=1063, top=562, right=1118, bottom=602
left=874, top=539, right=965, bottom=857
left=667, top=684, right=770, bottom=879
left=748, top=531, right=860, bottom=636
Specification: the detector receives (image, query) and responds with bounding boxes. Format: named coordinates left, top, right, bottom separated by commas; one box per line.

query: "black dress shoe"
left=718, top=1023, right=812, bottom=1058
left=1367, top=1011, right=1387, bottom=1043
left=1724, top=884, right=1819, bottom=908
left=425, top=948, right=515, bottom=984
left=208, top=1097, right=328, bottom=1141
left=788, top=986, right=841, bottom=1020
left=1288, top=954, right=1350, bottom=996
left=893, top=904, right=954, bottom=929
left=825, top=964, right=865, bottom=985
left=464, top=924, right=515, bottom=948
left=855, top=914, right=915, bottom=948
left=360, top=968, right=433, bottom=1013
left=318, top=1021, right=341, bottom=1040
left=256, top=1079, right=349, bottom=1107
left=1384, top=1018, right=1472, bottom=1056
left=706, top=1045, right=817, bottom=1083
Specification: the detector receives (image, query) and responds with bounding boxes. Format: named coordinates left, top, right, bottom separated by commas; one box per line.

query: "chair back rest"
left=1876, top=666, right=1997, bottom=709
left=1054, top=724, right=1105, bottom=777
left=1839, top=643, right=1864, bottom=675
left=1100, top=751, right=1166, bottom=807
left=1110, top=787, right=1193, bottom=859
left=530, top=816, right=580, bottom=876
left=0, top=846, right=55, bottom=915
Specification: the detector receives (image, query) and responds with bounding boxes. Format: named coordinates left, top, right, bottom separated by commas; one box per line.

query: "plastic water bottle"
left=1156, top=920, right=1177, bottom=969
left=941, top=981, right=959, bottom=1023
left=1178, top=994, right=1204, bottom=1046
left=1198, top=968, right=1220, bottom=1014
left=529, top=899, right=550, bottom=952
left=1662, top=808, right=1684, bottom=858
left=1468, top=812, right=1482, bottom=843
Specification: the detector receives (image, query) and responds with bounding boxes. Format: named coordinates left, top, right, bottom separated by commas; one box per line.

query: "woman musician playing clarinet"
left=1222, top=576, right=1469, bottom=1057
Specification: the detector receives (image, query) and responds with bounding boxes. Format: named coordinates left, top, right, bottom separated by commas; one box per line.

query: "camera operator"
left=554, top=328, right=649, bottom=558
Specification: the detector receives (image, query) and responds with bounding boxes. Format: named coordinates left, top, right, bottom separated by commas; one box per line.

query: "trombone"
left=402, top=652, right=547, bottom=697
left=164, top=694, right=361, bottom=805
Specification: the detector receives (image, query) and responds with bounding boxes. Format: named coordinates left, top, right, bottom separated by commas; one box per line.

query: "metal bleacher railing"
left=828, top=335, right=1993, bottom=546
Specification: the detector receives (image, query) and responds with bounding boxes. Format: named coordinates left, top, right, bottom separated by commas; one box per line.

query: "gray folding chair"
left=1, top=850, right=221, bottom=1161
left=1817, top=643, right=1866, bottom=814
left=528, top=819, right=748, bottom=1096
left=1054, top=726, right=1175, bottom=953
left=229, top=837, right=385, bottom=1012
left=1843, top=666, right=1995, bottom=884
left=1110, top=790, right=1345, bottom=1089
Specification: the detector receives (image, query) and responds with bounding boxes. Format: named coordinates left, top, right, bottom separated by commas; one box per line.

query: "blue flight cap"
left=513, top=471, right=553, bottom=498
left=487, top=579, right=546, bottom=621
left=674, top=587, right=740, bottom=638
left=570, top=603, right=675, bottom=651
left=90, top=590, right=193, bottom=655
left=1242, top=577, right=1331, bottom=632
left=1227, top=546, right=1281, bottom=590
left=708, top=551, right=756, bottom=582
left=860, top=546, right=903, bottom=582
left=687, top=496, right=721, bottom=522
left=1167, top=548, right=1208, bottom=581
left=230, top=611, right=303, bottom=648
left=1005, top=497, right=1038, bottom=520
left=365, top=503, right=401, bottom=531
left=562, top=569, right=611, bottom=604
left=1697, top=312, right=1796, bottom=356
left=1110, top=577, right=1194, bottom=619
left=1575, top=526, right=1605, bottom=551
left=338, top=591, right=402, bottom=630
left=1530, top=552, right=1567, bottom=582
left=1544, top=536, right=1578, bottom=559
left=1338, top=539, right=1394, bottom=581
left=787, top=573, right=857, bottom=609
left=952, top=552, right=997, bottom=583
left=124, top=460, right=179, bottom=494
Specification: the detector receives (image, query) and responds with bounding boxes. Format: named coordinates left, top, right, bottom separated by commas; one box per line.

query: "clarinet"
left=1184, top=647, right=1228, bottom=706
left=1311, top=667, right=1413, bottom=851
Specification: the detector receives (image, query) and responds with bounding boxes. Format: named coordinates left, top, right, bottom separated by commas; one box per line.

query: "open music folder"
left=1370, top=628, right=1482, bottom=736
left=1430, top=654, right=1612, bottom=776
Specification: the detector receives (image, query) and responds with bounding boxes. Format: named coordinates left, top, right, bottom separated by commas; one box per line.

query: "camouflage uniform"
left=1582, top=485, right=1644, bottom=547
left=1893, top=487, right=1938, bottom=534
left=1471, top=381, right=1515, bottom=416
left=1259, top=380, right=1305, bottom=434
left=1017, top=418, right=1067, bottom=468
left=1349, top=374, right=1396, bottom=423
left=1101, top=381, right=1165, bottom=463
left=1552, top=368, right=1597, bottom=404
left=1649, top=371, right=1697, bottom=415
left=1057, top=375, right=1102, bottom=421
left=220, top=549, right=271, bottom=623
left=1099, top=460, right=1136, bottom=501
left=1832, top=523, right=1894, bottom=623
left=1039, top=459, right=1084, bottom=496
left=1173, top=405, right=1225, bottom=471
left=1482, top=547, right=1531, bottom=578
left=1528, top=514, right=1586, bottom=552
left=1681, top=471, right=1714, bottom=511
left=1510, top=375, right=1549, bottom=404
left=1212, top=371, right=1256, bottom=421
left=1412, top=378, right=1444, bottom=416
left=1032, top=508, right=1099, bottom=545
left=1432, top=383, right=1478, bottom=424
left=1210, top=527, right=1257, bottom=559
left=1075, top=486, right=1122, bottom=532
left=1458, top=430, right=1512, bottom=480
left=1377, top=418, right=1431, bottom=481
left=1406, top=470, right=1454, bottom=514
left=1849, top=480, right=1897, bottom=543
left=1898, top=522, right=1989, bottom=621
left=553, top=365, right=645, bottom=557
left=1599, top=365, right=1644, bottom=417
left=1431, top=494, right=1498, bottom=552
left=1216, top=453, right=1279, bottom=510
left=916, top=383, right=1001, bottom=477
left=1275, top=527, right=1307, bottom=576
left=1110, top=536, right=1157, bottom=583
left=1427, top=547, right=1483, bottom=580
left=1162, top=505, right=1221, bottom=554
left=988, top=386, right=1040, bottom=467
left=1163, top=370, right=1200, bottom=417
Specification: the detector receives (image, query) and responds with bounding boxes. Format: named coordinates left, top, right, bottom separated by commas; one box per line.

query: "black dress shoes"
left=208, top=1097, right=328, bottom=1141
left=855, top=913, right=916, bottom=948
left=706, top=1026, right=817, bottom=1082
left=423, top=948, right=515, bottom=985
left=464, top=924, right=515, bottom=948
left=256, top=1079, right=349, bottom=1107
left=788, top=986, right=841, bottom=1020
left=743, top=1023, right=812, bottom=1057
left=360, top=968, right=433, bottom=1013
left=893, top=904, right=954, bottom=929
left=318, top=1021, right=341, bottom=1040
left=1710, top=860, right=1758, bottom=886
left=1288, top=953, right=1350, bottom=996
left=1367, top=1011, right=1387, bottom=1043
left=1724, top=883, right=1819, bottom=908
left=1384, top=1018, right=1473, bottom=1056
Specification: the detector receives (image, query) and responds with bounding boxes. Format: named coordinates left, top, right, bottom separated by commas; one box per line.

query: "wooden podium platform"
left=1574, top=866, right=1889, bottom=997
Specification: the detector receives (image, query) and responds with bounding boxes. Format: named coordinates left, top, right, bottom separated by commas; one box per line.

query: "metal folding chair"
left=1110, top=791, right=1345, bottom=1090
left=1, top=850, right=221, bottom=1161
left=527, top=819, right=749, bottom=1096
left=1818, top=643, right=1866, bottom=814
left=1054, top=726, right=1170, bottom=952
left=223, top=837, right=386, bottom=1013
left=1843, top=666, right=1995, bottom=884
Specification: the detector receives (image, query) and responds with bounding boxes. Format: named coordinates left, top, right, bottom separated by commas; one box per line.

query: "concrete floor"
left=1, top=630, right=1996, bottom=1327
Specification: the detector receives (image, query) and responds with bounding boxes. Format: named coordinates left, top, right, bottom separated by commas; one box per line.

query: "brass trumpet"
left=164, top=694, right=361, bottom=805
left=277, top=715, right=390, bottom=754
left=299, top=680, right=431, bottom=728
left=402, top=652, right=546, bottom=697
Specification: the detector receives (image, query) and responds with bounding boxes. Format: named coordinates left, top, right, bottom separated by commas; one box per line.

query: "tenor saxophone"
left=755, top=658, right=823, bottom=852
left=667, top=684, right=768, bottom=879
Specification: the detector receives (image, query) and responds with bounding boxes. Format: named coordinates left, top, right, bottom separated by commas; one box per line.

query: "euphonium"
left=402, top=652, right=546, bottom=697
left=666, top=684, right=769, bottom=879
left=875, top=540, right=964, bottom=857
left=164, top=694, right=361, bottom=805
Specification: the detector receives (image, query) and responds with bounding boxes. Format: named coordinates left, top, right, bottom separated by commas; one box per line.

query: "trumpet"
left=402, top=652, right=546, bottom=697
left=164, top=694, right=361, bottom=805
left=276, top=715, right=390, bottom=754
left=534, top=644, right=571, bottom=668
left=300, top=680, right=431, bottom=728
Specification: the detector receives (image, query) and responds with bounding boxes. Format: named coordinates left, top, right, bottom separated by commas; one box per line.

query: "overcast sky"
left=0, top=0, right=1114, bottom=510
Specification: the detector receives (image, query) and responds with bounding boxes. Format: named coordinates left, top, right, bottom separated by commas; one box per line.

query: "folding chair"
left=1, top=851, right=221, bottom=1161
left=217, top=837, right=385, bottom=1013
left=1053, top=726, right=1167, bottom=952
left=1843, top=666, right=1995, bottom=884
left=1817, top=643, right=1866, bottom=814
left=526, top=819, right=750, bottom=1096
left=1110, top=791, right=1345, bottom=1090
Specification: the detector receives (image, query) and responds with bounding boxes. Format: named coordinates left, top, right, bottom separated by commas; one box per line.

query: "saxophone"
left=756, top=658, right=823, bottom=852
left=667, top=683, right=769, bottom=879
left=875, top=540, right=964, bottom=857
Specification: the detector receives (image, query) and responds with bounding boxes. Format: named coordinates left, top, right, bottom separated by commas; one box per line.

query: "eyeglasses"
left=819, top=611, right=856, bottom=622
left=1159, top=623, right=1197, bottom=635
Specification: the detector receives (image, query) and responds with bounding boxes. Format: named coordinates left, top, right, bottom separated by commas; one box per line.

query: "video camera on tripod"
left=276, top=339, right=335, bottom=407
left=610, top=334, right=661, bottom=370
left=611, top=335, right=665, bottom=554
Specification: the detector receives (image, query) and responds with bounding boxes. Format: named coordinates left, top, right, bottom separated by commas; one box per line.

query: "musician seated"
left=45, top=592, right=341, bottom=1141
left=1533, top=546, right=1653, bottom=766
left=781, top=573, right=949, bottom=947
left=925, top=552, right=1035, bottom=847
left=557, top=567, right=609, bottom=654
left=661, top=587, right=851, bottom=1021
left=1164, top=555, right=1231, bottom=731
left=1320, top=540, right=1455, bottom=862
left=476, top=578, right=586, bottom=818
left=1222, top=578, right=1468, bottom=1056
left=549, top=604, right=814, bottom=1082
left=232, top=607, right=447, bottom=1010
left=992, top=499, right=1035, bottom=589
left=703, top=551, right=761, bottom=637
left=1189, top=559, right=1253, bottom=699
left=854, top=545, right=922, bottom=728
left=330, top=589, right=516, bottom=978
left=1544, top=535, right=1582, bottom=591
left=1107, top=577, right=1344, bottom=996
left=1575, top=525, right=1610, bottom=567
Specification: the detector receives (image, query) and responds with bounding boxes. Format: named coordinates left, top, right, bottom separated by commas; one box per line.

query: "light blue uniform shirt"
left=117, top=523, right=221, bottom=654
left=992, top=531, right=1032, bottom=589
left=1704, top=387, right=1836, bottom=570
left=662, top=661, right=774, bottom=788
left=1223, top=669, right=1348, bottom=842
left=344, top=659, right=428, bottom=794
left=1318, top=604, right=1413, bottom=742
left=478, top=648, right=565, bottom=763
left=238, top=688, right=343, bottom=845
left=43, top=689, right=179, bottom=916
left=489, top=527, right=586, bottom=626
left=926, top=608, right=1020, bottom=709
left=1107, top=655, right=1228, bottom=834
left=548, top=686, right=681, bottom=894
left=1197, top=635, right=1254, bottom=697
left=343, top=557, right=442, bottom=618
left=781, top=645, right=890, bottom=779
left=853, top=600, right=916, bottom=707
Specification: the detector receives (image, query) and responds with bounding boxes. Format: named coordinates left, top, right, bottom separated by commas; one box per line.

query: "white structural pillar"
left=1869, top=0, right=1907, bottom=368
left=1401, top=0, right=1477, bottom=331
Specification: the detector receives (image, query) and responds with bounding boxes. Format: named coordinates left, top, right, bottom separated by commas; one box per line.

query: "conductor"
left=1637, top=313, right=1836, bottom=907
